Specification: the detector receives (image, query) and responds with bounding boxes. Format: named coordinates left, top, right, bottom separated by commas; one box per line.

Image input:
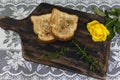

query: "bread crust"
left=31, top=14, right=56, bottom=43
left=31, top=8, right=78, bottom=43
left=50, top=8, right=78, bottom=41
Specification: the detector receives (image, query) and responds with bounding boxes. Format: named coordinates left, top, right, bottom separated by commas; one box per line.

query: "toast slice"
left=31, top=14, right=55, bottom=43
left=50, top=8, right=78, bottom=41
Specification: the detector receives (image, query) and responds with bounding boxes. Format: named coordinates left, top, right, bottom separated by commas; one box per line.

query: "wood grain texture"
left=0, top=3, right=110, bottom=80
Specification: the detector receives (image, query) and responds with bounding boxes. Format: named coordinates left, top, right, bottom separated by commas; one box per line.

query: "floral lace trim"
left=0, top=0, right=119, bottom=6
left=0, top=71, right=97, bottom=80
left=0, top=0, right=119, bottom=80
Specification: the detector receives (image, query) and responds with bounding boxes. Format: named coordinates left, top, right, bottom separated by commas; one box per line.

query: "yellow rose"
left=87, top=20, right=110, bottom=42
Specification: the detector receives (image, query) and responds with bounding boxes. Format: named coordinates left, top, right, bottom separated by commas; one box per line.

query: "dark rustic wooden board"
left=0, top=3, right=110, bottom=80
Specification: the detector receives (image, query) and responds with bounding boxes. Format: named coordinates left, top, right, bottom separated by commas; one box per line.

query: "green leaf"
left=107, top=26, right=115, bottom=40
left=52, top=53, right=60, bottom=58
left=104, top=11, right=117, bottom=40
left=80, top=55, right=85, bottom=59
left=93, top=6, right=106, bottom=17
left=105, top=17, right=116, bottom=27
left=118, top=15, right=120, bottom=22
left=115, top=8, right=120, bottom=16
left=106, top=18, right=115, bottom=39
left=106, top=8, right=117, bottom=15
left=115, top=21, right=120, bottom=34
left=105, top=16, right=111, bottom=22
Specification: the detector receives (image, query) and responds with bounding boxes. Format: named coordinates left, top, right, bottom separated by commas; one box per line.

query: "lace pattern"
left=0, top=0, right=119, bottom=80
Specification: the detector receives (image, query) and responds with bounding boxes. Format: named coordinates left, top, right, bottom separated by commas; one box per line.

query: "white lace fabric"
left=0, top=0, right=119, bottom=80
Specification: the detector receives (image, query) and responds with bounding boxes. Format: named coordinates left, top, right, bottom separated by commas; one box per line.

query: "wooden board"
left=0, top=3, right=110, bottom=80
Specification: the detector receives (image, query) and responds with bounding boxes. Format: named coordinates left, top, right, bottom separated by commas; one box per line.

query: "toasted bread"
left=50, top=8, right=78, bottom=41
left=31, top=14, right=55, bottom=43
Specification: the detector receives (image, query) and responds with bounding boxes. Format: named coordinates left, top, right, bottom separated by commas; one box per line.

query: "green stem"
left=72, top=40, right=87, bottom=57
left=72, top=39, right=100, bottom=71
left=105, top=18, right=117, bottom=27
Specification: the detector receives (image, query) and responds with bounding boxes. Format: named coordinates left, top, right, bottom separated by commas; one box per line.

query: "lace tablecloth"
left=0, top=0, right=120, bottom=80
